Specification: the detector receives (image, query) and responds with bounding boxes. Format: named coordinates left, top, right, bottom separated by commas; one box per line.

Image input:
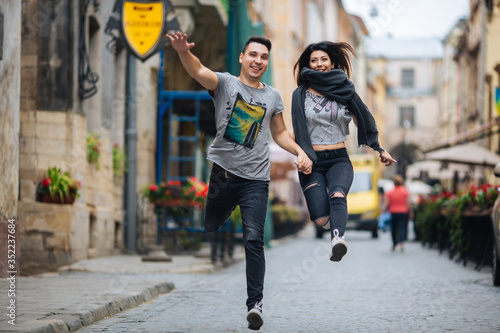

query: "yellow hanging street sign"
left=122, top=0, right=165, bottom=61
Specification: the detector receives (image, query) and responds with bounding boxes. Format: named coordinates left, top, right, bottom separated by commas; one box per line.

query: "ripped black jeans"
left=299, top=148, right=353, bottom=238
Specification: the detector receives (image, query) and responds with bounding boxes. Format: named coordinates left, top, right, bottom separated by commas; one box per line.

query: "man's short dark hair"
left=242, top=36, right=272, bottom=54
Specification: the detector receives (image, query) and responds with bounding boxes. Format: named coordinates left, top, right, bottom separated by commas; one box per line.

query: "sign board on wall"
left=122, top=0, right=167, bottom=61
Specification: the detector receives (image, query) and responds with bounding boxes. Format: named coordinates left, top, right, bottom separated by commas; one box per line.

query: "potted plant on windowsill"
left=86, top=132, right=101, bottom=169
left=37, top=167, right=81, bottom=204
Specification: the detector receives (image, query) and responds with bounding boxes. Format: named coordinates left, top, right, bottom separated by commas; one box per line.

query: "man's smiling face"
left=239, top=42, right=269, bottom=81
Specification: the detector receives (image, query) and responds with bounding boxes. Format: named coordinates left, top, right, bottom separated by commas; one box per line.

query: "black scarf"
left=291, top=67, right=383, bottom=163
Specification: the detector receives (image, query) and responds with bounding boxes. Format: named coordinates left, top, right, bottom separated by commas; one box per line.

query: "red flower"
left=201, top=185, right=209, bottom=197
left=149, top=184, right=159, bottom=192
left=42, top=177, right=51, bottom=187
left=114, top=142, right=119, bottom=148
left=167, top=180, right=181, bottom=186
left=442, top=191, right=453, bottom=198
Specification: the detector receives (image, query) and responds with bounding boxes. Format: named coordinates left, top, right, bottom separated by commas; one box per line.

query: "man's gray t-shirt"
left=207, top=72, right=284, bottom=180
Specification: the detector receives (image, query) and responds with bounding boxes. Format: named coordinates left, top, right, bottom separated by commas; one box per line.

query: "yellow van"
left=314, top=153, right=381, bottom=239
left=346, top=154, right=381, bottom=238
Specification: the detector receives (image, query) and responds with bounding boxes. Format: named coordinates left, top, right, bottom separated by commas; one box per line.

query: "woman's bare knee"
left=315, top=217, right=329, bottom=226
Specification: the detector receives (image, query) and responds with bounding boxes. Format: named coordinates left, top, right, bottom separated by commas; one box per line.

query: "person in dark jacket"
left=292, top=41, right=396, bottom=262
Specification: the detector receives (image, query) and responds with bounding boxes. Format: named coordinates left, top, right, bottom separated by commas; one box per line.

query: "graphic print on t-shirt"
left=223, top=93, right=267, bottom=149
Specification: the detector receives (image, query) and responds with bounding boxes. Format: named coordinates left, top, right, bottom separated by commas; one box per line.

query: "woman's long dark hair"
left=294, top=41, right=356, bottom=86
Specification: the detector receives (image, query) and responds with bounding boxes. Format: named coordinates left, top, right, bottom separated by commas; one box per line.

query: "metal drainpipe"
left=125, top=51, right=137, bottom=253
left=479, top=1, right=487, bottom=130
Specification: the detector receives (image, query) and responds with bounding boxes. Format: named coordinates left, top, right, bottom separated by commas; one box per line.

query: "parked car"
left=491, top=163, right=500, bottom=286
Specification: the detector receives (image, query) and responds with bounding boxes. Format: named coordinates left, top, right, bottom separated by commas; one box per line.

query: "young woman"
left=292, top=41, right=396, bottom=262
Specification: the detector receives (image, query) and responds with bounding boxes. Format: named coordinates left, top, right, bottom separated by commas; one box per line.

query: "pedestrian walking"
left=382, top=174, right=414, bottom=252
left=166, top=32, right=312, bottom=331
left=291, top=41, right=396, bottom=262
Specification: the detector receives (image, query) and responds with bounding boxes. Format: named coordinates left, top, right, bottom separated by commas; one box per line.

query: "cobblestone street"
left=77, top=227, right=500, bottom=332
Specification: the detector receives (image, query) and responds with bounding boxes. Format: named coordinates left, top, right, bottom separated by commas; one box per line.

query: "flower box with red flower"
left=36, top=167, right=81, bottom=205
left=459, top=183, right=499, bottom=216
left=141, top=178, right=209, bottom=208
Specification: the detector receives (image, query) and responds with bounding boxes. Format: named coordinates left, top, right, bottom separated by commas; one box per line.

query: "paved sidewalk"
left=0, top=245, right=245, bottom=333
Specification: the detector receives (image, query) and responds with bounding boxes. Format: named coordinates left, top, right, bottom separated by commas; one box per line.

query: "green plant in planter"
left=37, top=167, right=81, bottom=202
left=86, top=132, right=101, bottom=168
left=446, top=184, right=499, bottom=258
left=415, top=191, right=452, bottom=248
left=416, top=184, right=500, bottom=261
left=112, top=143, right=127, bottom=179
left=470, top=183, right=498, bottom=208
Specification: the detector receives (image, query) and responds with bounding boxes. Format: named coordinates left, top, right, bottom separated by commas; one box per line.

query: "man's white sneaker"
left=330, top=229, right=347, bottom=262
left=247, top=300, right=264, bottom=330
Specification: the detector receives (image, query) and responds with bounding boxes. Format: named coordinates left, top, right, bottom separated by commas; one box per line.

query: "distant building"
left=427, top=0, right=500, bottom=187
left=366, top=37, right=444, bottom=178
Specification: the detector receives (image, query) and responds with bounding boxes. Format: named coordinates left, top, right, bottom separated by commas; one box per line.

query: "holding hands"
left=295, top=151, right=313, bottom=175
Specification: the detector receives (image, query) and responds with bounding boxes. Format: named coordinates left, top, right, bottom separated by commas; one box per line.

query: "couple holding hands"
left=166, top=32, right=395, bottom=331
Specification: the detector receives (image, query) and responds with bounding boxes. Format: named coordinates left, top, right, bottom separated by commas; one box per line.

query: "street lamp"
left=402, top=119, right=411, bottom=178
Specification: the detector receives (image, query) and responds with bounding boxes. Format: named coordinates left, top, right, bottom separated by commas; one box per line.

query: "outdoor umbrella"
left=424, top=142, right=500, bottom=167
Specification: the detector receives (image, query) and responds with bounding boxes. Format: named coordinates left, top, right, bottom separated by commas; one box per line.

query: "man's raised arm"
left=166, top=32, right=218, bottom=93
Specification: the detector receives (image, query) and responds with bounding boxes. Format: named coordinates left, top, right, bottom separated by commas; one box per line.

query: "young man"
left=166, top=32, right=312, bottom=330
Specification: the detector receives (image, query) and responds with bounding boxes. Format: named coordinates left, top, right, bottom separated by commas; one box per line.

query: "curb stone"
left=2, top=282, right=175, bottom=333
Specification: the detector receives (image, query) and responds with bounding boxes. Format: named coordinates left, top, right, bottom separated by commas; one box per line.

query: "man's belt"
left=212, top=163, right=240, bottom=179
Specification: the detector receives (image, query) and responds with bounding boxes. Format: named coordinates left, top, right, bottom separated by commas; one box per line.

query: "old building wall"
left=0, top=0, right=21, bottom=278
left=367, top=37, right=443, bottom=176
left=0, top=0, right=21, bottom=220
left=485, top=2, right=500, bottom=153
left=136, top=56, right=160, bottom=191
left=18, top=0, right=125, bottom=267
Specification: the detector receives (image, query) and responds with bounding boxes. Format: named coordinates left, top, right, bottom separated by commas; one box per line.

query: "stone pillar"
left=0, top=1, right=21, bottom=219
left=0, top=0, right=22, bottom=277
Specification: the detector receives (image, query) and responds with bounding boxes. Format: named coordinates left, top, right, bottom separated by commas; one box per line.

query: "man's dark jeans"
left=204, top=165, right=269, bottom=311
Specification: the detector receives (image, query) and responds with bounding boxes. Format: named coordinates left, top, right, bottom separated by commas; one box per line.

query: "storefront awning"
left=406, top=160, right=483, bottom=180
left=424, top=142, right=500, bottom=167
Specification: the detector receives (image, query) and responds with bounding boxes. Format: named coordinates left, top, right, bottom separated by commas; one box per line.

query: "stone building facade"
left=366, top=37, right=444, bottom=177
left=0, top=0, right=21, bottom=277
left=17, top=0, right=129, bottom=267
left=431, top=0, right=500, bottom=185
left=0, top=0, right=228, bottom=273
